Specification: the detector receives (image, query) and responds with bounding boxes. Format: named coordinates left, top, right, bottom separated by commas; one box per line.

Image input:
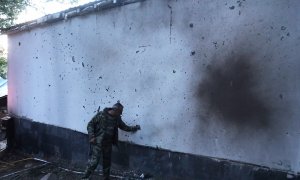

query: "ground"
left=0, top=150, right=144, bottom=180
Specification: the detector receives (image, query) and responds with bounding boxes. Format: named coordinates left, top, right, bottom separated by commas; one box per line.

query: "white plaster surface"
left=7, top=0, right=300, bottom=173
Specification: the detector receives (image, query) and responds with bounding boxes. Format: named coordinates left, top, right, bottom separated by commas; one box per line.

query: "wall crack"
left=168, top=4, right=173, bottom=44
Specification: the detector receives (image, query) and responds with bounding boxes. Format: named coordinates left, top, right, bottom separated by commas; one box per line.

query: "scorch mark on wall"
left=197, top=52, right=272, bottom=128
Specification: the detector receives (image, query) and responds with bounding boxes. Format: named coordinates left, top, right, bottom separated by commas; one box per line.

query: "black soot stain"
left=197, top=54, right=271, bottom=127
left=229, top=6, right=235, bottom=10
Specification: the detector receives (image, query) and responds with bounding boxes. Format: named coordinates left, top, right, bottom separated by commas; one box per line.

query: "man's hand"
left=89, top=137, right=96, bottom=144
left=133, top=125, right=141, bottom=132
left=136, top=125, right=141, bottom=130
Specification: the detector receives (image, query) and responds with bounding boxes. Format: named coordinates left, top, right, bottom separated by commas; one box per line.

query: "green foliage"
left=0, top=0, right=79, bottom=30
left=45, top=0, right=79, bottom=4
left=0, top=0, right=29, bottom=29
left=0, top=57, right=7, bottom=79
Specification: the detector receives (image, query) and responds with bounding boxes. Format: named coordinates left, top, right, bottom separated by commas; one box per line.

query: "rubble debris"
left=0, top=151, right=153, bottom=179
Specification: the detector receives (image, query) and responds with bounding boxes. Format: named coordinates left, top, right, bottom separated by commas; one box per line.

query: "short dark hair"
left=112, top=101, right=123, bottom=109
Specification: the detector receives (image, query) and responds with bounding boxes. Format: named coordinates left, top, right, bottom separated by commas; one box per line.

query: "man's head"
left=111, top=101, right=123, bottom=116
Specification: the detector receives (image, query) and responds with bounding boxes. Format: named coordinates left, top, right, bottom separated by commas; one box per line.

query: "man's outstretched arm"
left=118, top=118, right=141, bottom=132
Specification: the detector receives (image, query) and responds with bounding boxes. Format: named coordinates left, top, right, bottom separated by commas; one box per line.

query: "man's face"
left=113, top=107, right=123, bottom=116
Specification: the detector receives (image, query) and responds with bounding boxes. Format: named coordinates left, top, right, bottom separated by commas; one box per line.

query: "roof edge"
left=0, top=0, right=145, bottom=35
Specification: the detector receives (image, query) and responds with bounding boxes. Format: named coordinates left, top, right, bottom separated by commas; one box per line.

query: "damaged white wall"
left=7, top=0, right=300, bottom=173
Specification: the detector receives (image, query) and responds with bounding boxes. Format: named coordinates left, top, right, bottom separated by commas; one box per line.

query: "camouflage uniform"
left=83, top=108, right=138, bottom=179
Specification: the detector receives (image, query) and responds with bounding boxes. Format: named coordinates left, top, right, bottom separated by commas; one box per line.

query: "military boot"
left=103, top=173, right=110, bottom=180
left=81, top=170, right=92, bottom=180
left=103, top=176, right=110, bottom=180
left=103, top=171, right=110, bottom=180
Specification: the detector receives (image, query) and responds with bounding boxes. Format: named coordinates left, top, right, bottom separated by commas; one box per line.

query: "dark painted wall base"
left=13, top=117, right=298, bottom=180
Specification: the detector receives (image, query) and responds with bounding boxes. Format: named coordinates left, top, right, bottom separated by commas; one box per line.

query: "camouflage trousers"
left=83, top=141, right=113, bottom=179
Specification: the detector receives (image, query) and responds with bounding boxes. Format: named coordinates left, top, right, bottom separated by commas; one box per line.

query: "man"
left=82, top=101, right=141, bottom=180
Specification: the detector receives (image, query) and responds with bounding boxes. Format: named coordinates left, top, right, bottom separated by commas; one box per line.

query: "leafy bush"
left=0, top=57, right=7, bottom=79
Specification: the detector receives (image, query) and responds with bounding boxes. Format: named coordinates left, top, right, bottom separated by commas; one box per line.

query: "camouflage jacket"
left=87, top=108, right=137, bottom=145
